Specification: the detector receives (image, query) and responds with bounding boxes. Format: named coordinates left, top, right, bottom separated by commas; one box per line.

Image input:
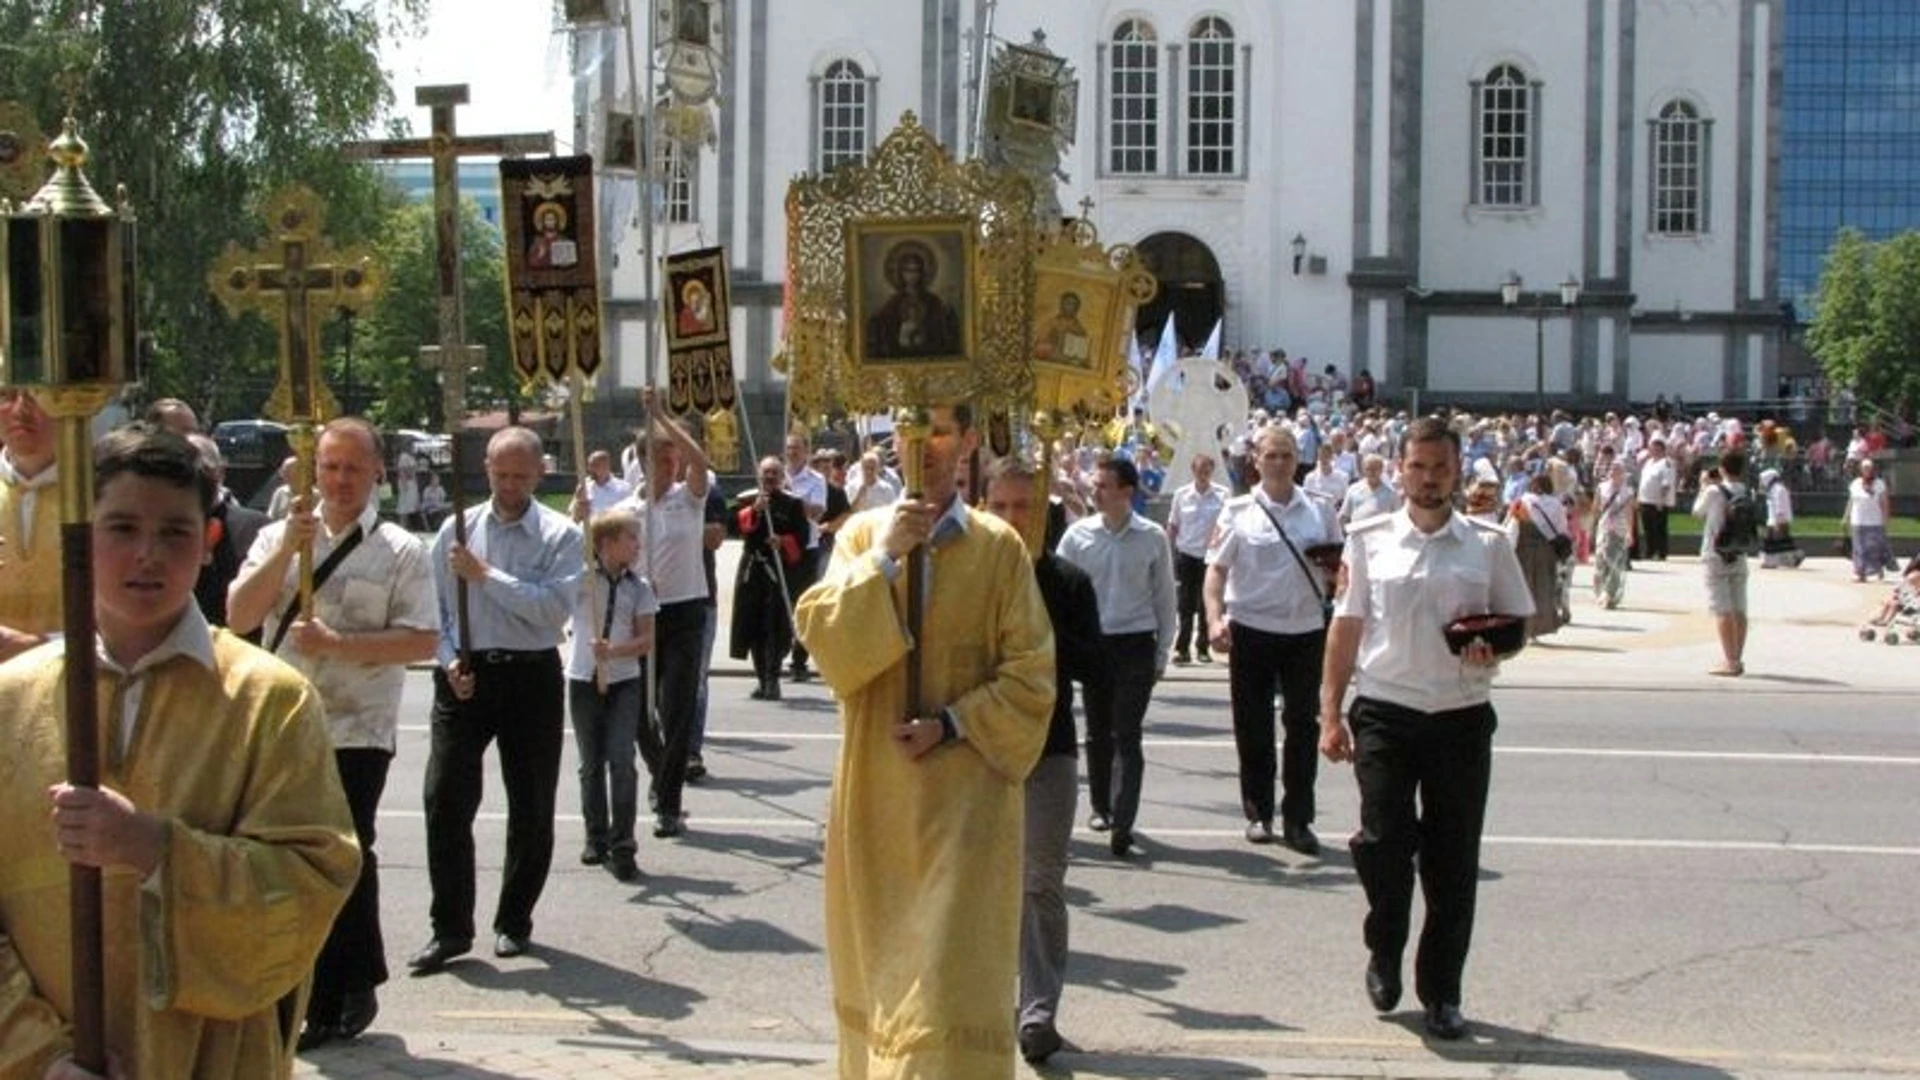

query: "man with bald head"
left=410, top=426, right=584, bottom=973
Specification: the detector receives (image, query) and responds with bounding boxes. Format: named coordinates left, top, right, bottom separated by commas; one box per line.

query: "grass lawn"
left=1679, top=512, right=1920, bottom=539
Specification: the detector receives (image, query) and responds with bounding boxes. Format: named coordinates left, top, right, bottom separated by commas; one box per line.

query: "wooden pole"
left=51, top=408, right=105, bottom=1074
left=894, top=409, right=928, bottom=715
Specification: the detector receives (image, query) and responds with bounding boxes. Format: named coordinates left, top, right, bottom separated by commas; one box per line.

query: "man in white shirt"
left=845, top=451, right=901, bottom=512
left=1166, top=455, right=1227, bottom=665
left=572, top=449, right=634, bottom=521
left=1303, top=443, right=1350, bottom=504
left=1635, top=438, right=1676, bottom=561
left=1056, top=458, right=1176, bottom=858
left=1339, top=454, right=1400, bottom=525
left=228, top=417, right=440, bottom=1044
left=1204, top=426, right=1342, bottom=853
left=1318, top=417, right=1533, bottom=1041
left=783, top=433, right=828, bottom=681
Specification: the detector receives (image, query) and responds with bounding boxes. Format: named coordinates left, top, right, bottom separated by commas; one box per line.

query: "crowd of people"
left=0, top=374, right=1905, bottom=1078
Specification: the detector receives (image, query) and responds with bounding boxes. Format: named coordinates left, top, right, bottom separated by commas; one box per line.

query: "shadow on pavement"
left=444, top=943, right=706, bottom=1022
left=1094, top=901, right=1244, bottom=934
left=666, top=913, right=820, bottom=955
left=704, top=773, right=832, bottom=799
left=301, top=1033, right=525, bottom=1078
left=1069, top=951, right=1294, bottom=1043
left=1387, top=1013, right=1743, bottom=1079
left=1034, top=1049, right=1270, bottom=1077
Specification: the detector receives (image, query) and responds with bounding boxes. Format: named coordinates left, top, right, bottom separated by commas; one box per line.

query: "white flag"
left=1199, top=318, right=1222, bottom=361
left=1145, top=313, right=1178, bottom=395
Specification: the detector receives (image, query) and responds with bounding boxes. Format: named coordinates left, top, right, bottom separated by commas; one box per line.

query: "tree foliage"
left=0, top=0, right=426, bottom=422
left=1807, top=227, right=1920, bottom=413
left=349, top=199, right=526, bottom=431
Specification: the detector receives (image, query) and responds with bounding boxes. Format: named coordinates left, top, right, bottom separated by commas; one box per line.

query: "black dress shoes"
left=1282, top=822, right=1321, bottom=856
left=406, top=937, right=471, bottom=975
left=295, top=1019, right=338, bottom=1052
left=1017, top=1021, right=1064, bottom=1064
left=608, top=850, right=641, bottom=883
left=1109, top=829, right=1134, bottom=858
left=493, top=933, right=531, bottom=959
left=1423, top=1002, right=1468, bottom=1040
left=337, top=988, right=379, bottom=1039
left=1365, top=955, right=1401, bottom=1012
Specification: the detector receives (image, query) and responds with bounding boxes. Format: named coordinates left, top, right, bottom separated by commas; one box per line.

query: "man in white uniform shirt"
left=1318, top=417, right=1532, bottom=1042
left=1303, top=443, right=1350, bottom=503
left=1056, top=457, right=1176, bottom=858
left=1166, top=455, right=1227, bottom=665
left=229, top=418, right=440, bottom=1042
left=1204, top=426, right=1342, bottom=853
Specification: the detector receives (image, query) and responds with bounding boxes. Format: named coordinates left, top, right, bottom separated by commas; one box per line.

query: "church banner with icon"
left=501, top=155, right=603, bottom=383
left=662, top=245, right=736, bottom=415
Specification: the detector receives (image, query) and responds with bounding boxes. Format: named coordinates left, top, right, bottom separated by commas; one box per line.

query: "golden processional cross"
left=209, top=186, right=381, bottom=615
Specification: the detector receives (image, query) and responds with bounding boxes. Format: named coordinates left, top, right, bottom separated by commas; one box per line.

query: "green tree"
left=1806, top=227, right=1920, bottom=413
left=0, top=0, right=426, bottom=422
left=349, top=198, right=526, bottom=431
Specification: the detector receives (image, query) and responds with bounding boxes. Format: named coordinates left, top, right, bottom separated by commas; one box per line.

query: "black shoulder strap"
left=1254, top=497, right=1328, bottom=607
left=267, top=522, right=374, bottom=654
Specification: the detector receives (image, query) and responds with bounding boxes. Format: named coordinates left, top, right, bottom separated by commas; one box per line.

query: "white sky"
left=379, top=0, right=580, bottom=151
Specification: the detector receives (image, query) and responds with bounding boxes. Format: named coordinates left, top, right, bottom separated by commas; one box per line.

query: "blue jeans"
left=569, top=676, right=642, bottom=854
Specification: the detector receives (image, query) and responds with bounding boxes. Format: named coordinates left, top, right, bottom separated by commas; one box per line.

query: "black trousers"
left=424, top=650, right=563, bottom=942
left=638, top=600, right=706, bottom=819
left=1348, top=695, right=1497, bottom=1009
left=1228, top=622, right=1326, bottom=827
left=310, top=747, right=391, bottom=1013
left=786, top=547, right=821, bottom=671
left=1637, top=503, right=1670, bottom=560
left=1082, top=632, right=1159, bottom=835
left=1173, top=552, right=1208, bottom=656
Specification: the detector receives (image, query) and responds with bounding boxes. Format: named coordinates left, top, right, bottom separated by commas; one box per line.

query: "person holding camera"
left=1204, top=425, right=1342, bottom=853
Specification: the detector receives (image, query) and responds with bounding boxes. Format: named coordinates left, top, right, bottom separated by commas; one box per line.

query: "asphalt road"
left=355, top=670, right=1920, bottom=1077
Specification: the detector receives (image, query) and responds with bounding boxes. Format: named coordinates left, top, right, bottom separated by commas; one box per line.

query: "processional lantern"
left=0, top=108, right=139, bottom=1077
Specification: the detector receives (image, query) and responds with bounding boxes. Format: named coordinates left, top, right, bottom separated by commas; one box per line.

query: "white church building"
left=580, top=0, right=1783, bottom=414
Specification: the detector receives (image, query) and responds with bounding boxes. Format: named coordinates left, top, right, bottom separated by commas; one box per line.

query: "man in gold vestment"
left=795, top=405, right=1054, bottom=1079
left=0, top=389, right=66, bottom=660
left=0, top=426, right=359, bottom=1079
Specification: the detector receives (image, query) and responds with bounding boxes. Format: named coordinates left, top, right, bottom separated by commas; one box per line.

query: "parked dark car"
left=211, top=419, right=291, bottom=508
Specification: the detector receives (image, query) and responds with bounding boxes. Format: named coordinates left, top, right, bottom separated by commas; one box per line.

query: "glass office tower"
left=1779, top=1, right=1920, bottom=316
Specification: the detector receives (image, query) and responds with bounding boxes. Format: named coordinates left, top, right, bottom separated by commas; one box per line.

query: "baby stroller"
left=1859, top=555, right=1920, bottom=644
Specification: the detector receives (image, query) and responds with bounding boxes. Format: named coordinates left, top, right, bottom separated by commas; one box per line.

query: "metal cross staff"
left=209, top=187, right=380, bottom=615
left=344, top=85, right=552, bottom=664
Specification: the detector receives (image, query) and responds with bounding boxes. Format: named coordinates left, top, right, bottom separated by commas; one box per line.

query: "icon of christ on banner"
left=501, top=156, right=603, bottom=381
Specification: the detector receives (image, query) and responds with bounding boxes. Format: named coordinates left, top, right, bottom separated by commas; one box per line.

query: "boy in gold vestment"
left=0, top=426, right=359, bottom=1079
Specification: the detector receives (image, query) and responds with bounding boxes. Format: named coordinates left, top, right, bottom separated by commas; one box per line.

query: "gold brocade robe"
left=795, top=506, right=1054, bottom=1080
left=0, top=477, right=64, bottom=638
left=0, top=631, right=360, bottom=1079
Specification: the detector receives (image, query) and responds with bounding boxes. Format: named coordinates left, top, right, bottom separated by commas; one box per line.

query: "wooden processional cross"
left=343, top=85, right=552, bottom=661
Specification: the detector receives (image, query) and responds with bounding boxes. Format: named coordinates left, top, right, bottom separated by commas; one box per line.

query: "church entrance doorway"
left=1134, top=232, right=1223, bottom=352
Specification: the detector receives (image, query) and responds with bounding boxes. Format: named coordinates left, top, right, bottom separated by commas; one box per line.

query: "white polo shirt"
left=1334, top=509, right=1533, bottom=714
left=1208, top=486, right=1342, bottom=635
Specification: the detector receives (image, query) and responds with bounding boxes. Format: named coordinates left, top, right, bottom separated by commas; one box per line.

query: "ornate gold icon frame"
left=1029, top=217, right=1156, bottom=419
left=781, top=112, right=1035, bottom=419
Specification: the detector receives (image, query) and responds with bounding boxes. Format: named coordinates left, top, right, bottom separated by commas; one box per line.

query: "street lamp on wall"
left=1291, top=233, right=1307, bottom=275
left=1501, top=271, right=1582, bottom=410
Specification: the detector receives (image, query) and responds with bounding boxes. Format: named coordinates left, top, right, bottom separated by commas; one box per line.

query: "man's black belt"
left=469, top=648, right=556, bottom=665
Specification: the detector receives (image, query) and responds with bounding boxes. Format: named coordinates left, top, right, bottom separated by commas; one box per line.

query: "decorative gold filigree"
left=781, top=112, right=1036, bottom=420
